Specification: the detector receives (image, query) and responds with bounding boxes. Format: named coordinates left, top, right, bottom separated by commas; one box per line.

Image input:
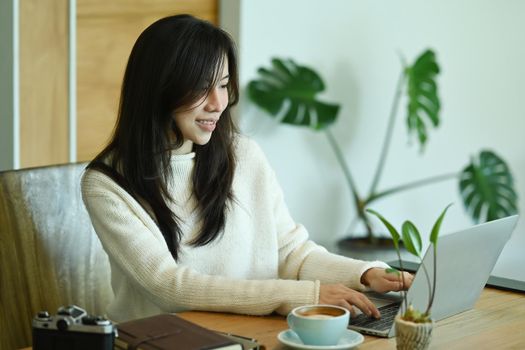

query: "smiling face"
left=171, top=58, right=230, bottom=154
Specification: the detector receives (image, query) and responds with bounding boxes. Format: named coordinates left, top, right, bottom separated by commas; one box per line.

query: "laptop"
left=348, top=215, right=519, bottom=338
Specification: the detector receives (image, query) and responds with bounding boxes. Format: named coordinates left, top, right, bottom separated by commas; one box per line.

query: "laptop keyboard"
left=350, top=302, right=402, bottom=331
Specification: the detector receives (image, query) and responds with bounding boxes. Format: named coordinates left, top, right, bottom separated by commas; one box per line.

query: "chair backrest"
left=0, top=163, right=114, bottom=349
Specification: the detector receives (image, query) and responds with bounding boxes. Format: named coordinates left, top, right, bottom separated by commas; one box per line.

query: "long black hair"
left=87, top=14, right=239, bottom=261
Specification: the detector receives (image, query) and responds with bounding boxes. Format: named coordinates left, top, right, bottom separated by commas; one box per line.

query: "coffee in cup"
left=287, top=305, right=350, bottom=346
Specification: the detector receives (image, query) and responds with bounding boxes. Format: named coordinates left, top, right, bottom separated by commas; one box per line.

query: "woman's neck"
left=172, top=140, right=193, bottom=155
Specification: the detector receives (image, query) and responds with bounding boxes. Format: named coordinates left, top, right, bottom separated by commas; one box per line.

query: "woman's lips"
left=196, top=119, right=217, bottom=132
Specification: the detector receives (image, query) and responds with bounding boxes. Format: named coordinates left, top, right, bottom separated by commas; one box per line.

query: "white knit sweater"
left=81, top=136, right=388, bottom=322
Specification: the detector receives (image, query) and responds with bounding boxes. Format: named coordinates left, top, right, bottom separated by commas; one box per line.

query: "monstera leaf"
left=405, top=50, right=441, bottom=148
left=459, top=150, right=518, bottom=222
left=248, top=58, right=340, bottom=130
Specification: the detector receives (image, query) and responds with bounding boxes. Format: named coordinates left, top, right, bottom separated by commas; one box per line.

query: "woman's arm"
left=82, top=170, right=318, bottom=316
left=255, top=154, right=389, bottom=290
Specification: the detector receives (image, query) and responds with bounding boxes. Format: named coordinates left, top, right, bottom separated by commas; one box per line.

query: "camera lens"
left=56, top=319, right=69, bottom=331
left=57, top=306, right=75, bottom=316
left=82, top=316, right=96, bottom=325
left=36, top=311, right=51, bottom=321
left=37, top=311, right=50, bottom=318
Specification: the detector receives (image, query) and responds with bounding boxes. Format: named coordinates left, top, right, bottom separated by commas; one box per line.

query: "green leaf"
left=366, top=209, right=401, bottom=249
left=429, top=203, right=453, bottom=245
left=459, top=150, right=518, bottom=223
left=405, top=49, right=441, bottom=149
left=248, top=58, right=340, bottom=130
left=401, top=221, right=423, bottom=257
left=386, top=267, right=401, bottom=276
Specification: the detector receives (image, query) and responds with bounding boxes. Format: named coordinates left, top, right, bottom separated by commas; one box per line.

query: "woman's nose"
left=205, top=87, right=227, bottom=112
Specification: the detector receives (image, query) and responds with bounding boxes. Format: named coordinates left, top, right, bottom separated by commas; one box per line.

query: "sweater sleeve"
left=81, top=171, right=318, bottom=316
left=252, top=145, right=390, bottom=292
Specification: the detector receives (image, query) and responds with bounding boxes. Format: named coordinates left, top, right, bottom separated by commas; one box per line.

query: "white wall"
left=223, top=0, right=525, bottom=281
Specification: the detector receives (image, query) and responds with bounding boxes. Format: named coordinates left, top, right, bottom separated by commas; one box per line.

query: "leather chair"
left=0, top=163, right=113, bottom=349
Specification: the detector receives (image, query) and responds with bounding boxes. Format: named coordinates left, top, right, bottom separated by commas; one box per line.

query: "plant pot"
left=336, top=237, right=410, bottom=261
left=394, top=315, right=434, bottom=350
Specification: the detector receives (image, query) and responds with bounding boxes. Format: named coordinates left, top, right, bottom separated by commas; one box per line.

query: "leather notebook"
left=114, top=313, right=243, bottom=350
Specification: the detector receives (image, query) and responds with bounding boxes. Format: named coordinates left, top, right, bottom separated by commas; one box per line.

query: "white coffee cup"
left=287, top=305, right=350, bottom=346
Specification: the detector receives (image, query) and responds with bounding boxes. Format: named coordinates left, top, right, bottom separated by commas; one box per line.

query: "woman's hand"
left=361, top=267, right=413, bottom=293
left=319, top=284, right=381, bottom=318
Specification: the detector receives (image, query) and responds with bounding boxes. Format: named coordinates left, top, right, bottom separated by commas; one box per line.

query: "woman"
left=81, top=14, right=412, bottom=323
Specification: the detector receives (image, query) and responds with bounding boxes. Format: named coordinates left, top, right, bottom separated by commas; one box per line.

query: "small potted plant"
left=366, top=203, right=452, bottom=350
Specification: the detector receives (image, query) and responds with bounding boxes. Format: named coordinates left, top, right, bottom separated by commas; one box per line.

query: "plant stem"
left=419, top=258, right=433, bottom=314
left=366, top=172, right=458, bottom=204
left=427, top=243, right=438, bottom=314
left=368, top=70, right=406, bottom=197
left=324, top=129, right=373, bottom=235
left=397, top=250, right=408, bottom=314
left=325, top=128, right=359, bottom=199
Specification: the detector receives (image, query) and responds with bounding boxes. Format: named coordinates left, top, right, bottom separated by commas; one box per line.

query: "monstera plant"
left=247, top=49, right=518, bottom=244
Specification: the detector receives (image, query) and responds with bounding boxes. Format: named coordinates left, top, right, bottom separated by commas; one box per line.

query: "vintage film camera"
left=32, top=305, right=116, bottom=350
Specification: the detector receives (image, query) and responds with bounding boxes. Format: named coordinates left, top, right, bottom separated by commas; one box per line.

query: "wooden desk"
left=22, top=287, right=524, bottom=349
left=178, top=287, right=525, bottom=349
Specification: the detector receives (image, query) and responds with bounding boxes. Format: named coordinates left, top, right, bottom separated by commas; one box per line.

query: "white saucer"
left=277, top=329, right=364, bottom=349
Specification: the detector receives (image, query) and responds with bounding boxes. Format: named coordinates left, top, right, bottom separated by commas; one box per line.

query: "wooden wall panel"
left=19, top=0, right=69, bottom=168
left=77, top=0, right=218, bottom=161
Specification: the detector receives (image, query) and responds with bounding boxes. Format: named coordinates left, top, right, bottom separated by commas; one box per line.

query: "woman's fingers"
left=402, top=272, right=414, bottom=289
left=387, top=271, right=413, bottom=290
left=381, top=280, right=403, bottom=292
left=317, top=270, right=415, bottom=319
left=370, top=269, right=414, bottom=292
left=338, top=299, right=357, bottom=318
left=319, top=284, right=380, bottom=319
left=349, top=292, right=380, bottom=318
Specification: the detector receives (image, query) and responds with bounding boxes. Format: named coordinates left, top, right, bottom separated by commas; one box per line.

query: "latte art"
left=302, top=314, right=335, bottom=320
left=296, top=306, right=346, bottom=318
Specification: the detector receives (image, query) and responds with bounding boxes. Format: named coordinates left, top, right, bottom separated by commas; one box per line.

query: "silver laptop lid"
left=404, top=215, right=518, bottom=322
